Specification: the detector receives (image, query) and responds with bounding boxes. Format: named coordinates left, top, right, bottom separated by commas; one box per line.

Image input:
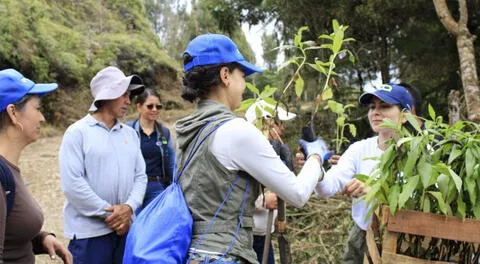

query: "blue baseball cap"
left=0, top=69, right=58, bottom=111
left=183, top=33, right=263, bottom=76
left=359, top=83, right=413, bottom=111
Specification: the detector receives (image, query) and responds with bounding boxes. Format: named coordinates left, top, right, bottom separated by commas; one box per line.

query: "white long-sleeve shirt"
left=210, top=118, right=321, bottom=208
left=315, top=136, right=382, bottom=230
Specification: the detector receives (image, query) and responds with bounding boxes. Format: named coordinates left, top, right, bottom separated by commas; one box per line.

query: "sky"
left=241, top=23, right=267, bottom=68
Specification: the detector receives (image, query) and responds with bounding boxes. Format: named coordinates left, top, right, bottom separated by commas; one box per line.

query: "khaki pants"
left=342, top=223, right=367, bottom=264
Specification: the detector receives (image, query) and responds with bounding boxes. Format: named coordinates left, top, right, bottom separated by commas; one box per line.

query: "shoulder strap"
left=175, top=118, right=230, bottom=183
left=0, top=158, right=15, bottom=217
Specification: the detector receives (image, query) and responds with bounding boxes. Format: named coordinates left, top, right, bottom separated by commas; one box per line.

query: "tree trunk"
left=448, top=90, right=461, bottom=124
left=433, top=0, right=480, bottom=122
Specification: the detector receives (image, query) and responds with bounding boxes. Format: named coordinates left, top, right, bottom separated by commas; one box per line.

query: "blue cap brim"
left=237, top=60, right=263, bottom=76
left=359, top=91, right=400, bottom=106
left=28, top=83, right=58, bottom=97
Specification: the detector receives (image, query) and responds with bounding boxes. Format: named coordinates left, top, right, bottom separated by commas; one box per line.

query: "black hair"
left=135, top=88, right=161, bottom=105
left=181, top=53, right=241, bottom=103
left=0, top=95, right=34, bottom=132
left=399, top=82, right=423, bottom=117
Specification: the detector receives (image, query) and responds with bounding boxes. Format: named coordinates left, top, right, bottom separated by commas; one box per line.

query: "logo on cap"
left=378, top=84, right=393, bottom=92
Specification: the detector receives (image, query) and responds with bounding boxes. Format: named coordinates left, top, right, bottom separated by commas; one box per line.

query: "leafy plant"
left=240, top=20, right=356, bottom=148
left=359, top=105, right=480, bottom=261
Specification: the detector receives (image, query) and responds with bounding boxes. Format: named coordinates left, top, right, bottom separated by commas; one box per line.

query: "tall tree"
left=434, top=0, right=480, bottom=122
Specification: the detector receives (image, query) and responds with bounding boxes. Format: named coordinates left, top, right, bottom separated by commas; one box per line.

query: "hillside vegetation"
left=0, top=0, right=181, bottom=125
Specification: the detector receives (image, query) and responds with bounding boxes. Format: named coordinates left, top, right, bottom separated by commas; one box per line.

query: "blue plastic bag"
left=123, top=182, right=192, bottom=264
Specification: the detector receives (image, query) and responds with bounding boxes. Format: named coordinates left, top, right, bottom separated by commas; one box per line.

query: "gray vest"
left=177, top=107, right=260, bottom=263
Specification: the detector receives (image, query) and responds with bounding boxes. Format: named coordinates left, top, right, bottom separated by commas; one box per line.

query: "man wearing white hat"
left=59, top=66, right=147, bottom=263
left=246, top=100, right=296, bottom=264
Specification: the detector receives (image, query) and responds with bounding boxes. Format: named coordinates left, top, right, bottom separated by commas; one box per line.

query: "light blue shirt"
left=59, top=114, right=147, bottom=239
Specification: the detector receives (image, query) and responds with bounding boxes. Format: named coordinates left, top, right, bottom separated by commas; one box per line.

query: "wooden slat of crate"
left=382, top=252, right=450, bottom=264
left=387, top=209, right=480, bottom=244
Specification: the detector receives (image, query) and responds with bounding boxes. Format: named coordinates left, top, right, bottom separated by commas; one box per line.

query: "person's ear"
left=219, top=67, right=230, bottom=87
left=5, top=104, right=24, bottom=130
left=400, top=108, right=412, bottom=124
left=5, top=104, right=17, bottom=123
left=136, top=103, right=142, bottom=112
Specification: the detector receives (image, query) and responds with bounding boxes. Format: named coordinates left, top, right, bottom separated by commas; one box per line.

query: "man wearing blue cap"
left=59, top=66, right=147, bottom=263
left=310, top=83, right=419, bottom=263
left=0, top=69, right=73, bottom=263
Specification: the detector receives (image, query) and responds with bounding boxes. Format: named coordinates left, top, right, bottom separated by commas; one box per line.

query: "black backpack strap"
left=0, top=158, right=15, bottom=217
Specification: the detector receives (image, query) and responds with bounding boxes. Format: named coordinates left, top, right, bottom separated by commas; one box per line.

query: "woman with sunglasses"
left=128, top=88, right=175, bottom=212
left=0, top=69, right=72, bottom=263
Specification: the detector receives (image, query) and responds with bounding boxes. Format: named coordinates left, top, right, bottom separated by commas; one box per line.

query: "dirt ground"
left=19, top=136, right=68, bottom=263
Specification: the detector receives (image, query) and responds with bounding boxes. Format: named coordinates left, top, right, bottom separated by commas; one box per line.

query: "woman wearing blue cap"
left=175, top=33, right=331, bottom=263
left=309, top=83, right=421, bottom=263
left=0, top=69, right=72, bottom=263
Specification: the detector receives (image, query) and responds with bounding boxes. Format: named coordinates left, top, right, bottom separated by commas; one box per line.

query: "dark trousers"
left=342, top=224, right=367, bottom=264
left=253, top=235, right=275, bottom=264
left=68, top=232, right=126, bottom=264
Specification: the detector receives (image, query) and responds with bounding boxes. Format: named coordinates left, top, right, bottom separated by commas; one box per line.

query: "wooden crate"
left=365, top=207, right=480, bottom=264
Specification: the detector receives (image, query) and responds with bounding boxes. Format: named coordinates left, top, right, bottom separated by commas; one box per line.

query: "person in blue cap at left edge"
left=175, top=34, right=331, bottom=263
left=0, top=69, right=73, bottom=264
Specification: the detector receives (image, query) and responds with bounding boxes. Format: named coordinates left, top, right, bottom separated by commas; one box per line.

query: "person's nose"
left=125, top=96, right=131, bottom=105
left=39, top=112, right=46, bottom=122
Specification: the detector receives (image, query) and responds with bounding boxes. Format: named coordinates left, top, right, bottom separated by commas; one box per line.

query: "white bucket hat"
left=89, top=66, right=144, bottom=111
left=245, top=100, right=296, bottom=123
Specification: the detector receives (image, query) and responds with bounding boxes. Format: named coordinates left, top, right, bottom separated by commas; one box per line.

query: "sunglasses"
left=146, top=103, right=163, bottom=110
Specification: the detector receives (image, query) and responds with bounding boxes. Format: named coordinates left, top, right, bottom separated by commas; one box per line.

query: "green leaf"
left=295, top=75, right=304, bottom=98
left=448, top=148, right=463, bottom=164
left=403, top=140, right=421, bottom=178
left=322, top=86, right=333, bottom=100
left=428, top=104, right=436, bottom=120
left=466, top=148, right=475, bottom=178
left=246, top=82, right=259, bottom=95
left=355, top=174, right=369, bottom=182
left=307, top=62, right=327, bottom=75
left=263, top=97, right=277, bottom=106
left=347, top=50, right=355, bottom=64
left=436, top=173, right=449, bottom=197
left=238, top=98, right=256, bottom=111
left=294, top=26, right=309, bottom=48
left=448, top=167, right=462, bottom=193
left=348, top=124, right=357, bottom=137
left=466, top=177, right=476, bottom=206
left=388, top=185, right=400, bottom=214
left=326, top=100, right=344, bottom=114
left=332, top=19, right=340, bottom=33
left=318, top=34, right=333, bottom=40
left=473, top=203, right=480, bottom=219
left=428, top=191, right=448, bottom=215
left=336, top=116, right=345, bottom=127
left=405, top=113, right=421, bottom=133
left=396, top=137, right=414, bottom=147
left=456, top=191, right=466, bottom=218
left=398, top=175, right=419, bottom=209
left=418, top=158, right=433, bottom=188
left=259, top=85, right=277, bottom=98
left=423, top=196, right=431, bottom=213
